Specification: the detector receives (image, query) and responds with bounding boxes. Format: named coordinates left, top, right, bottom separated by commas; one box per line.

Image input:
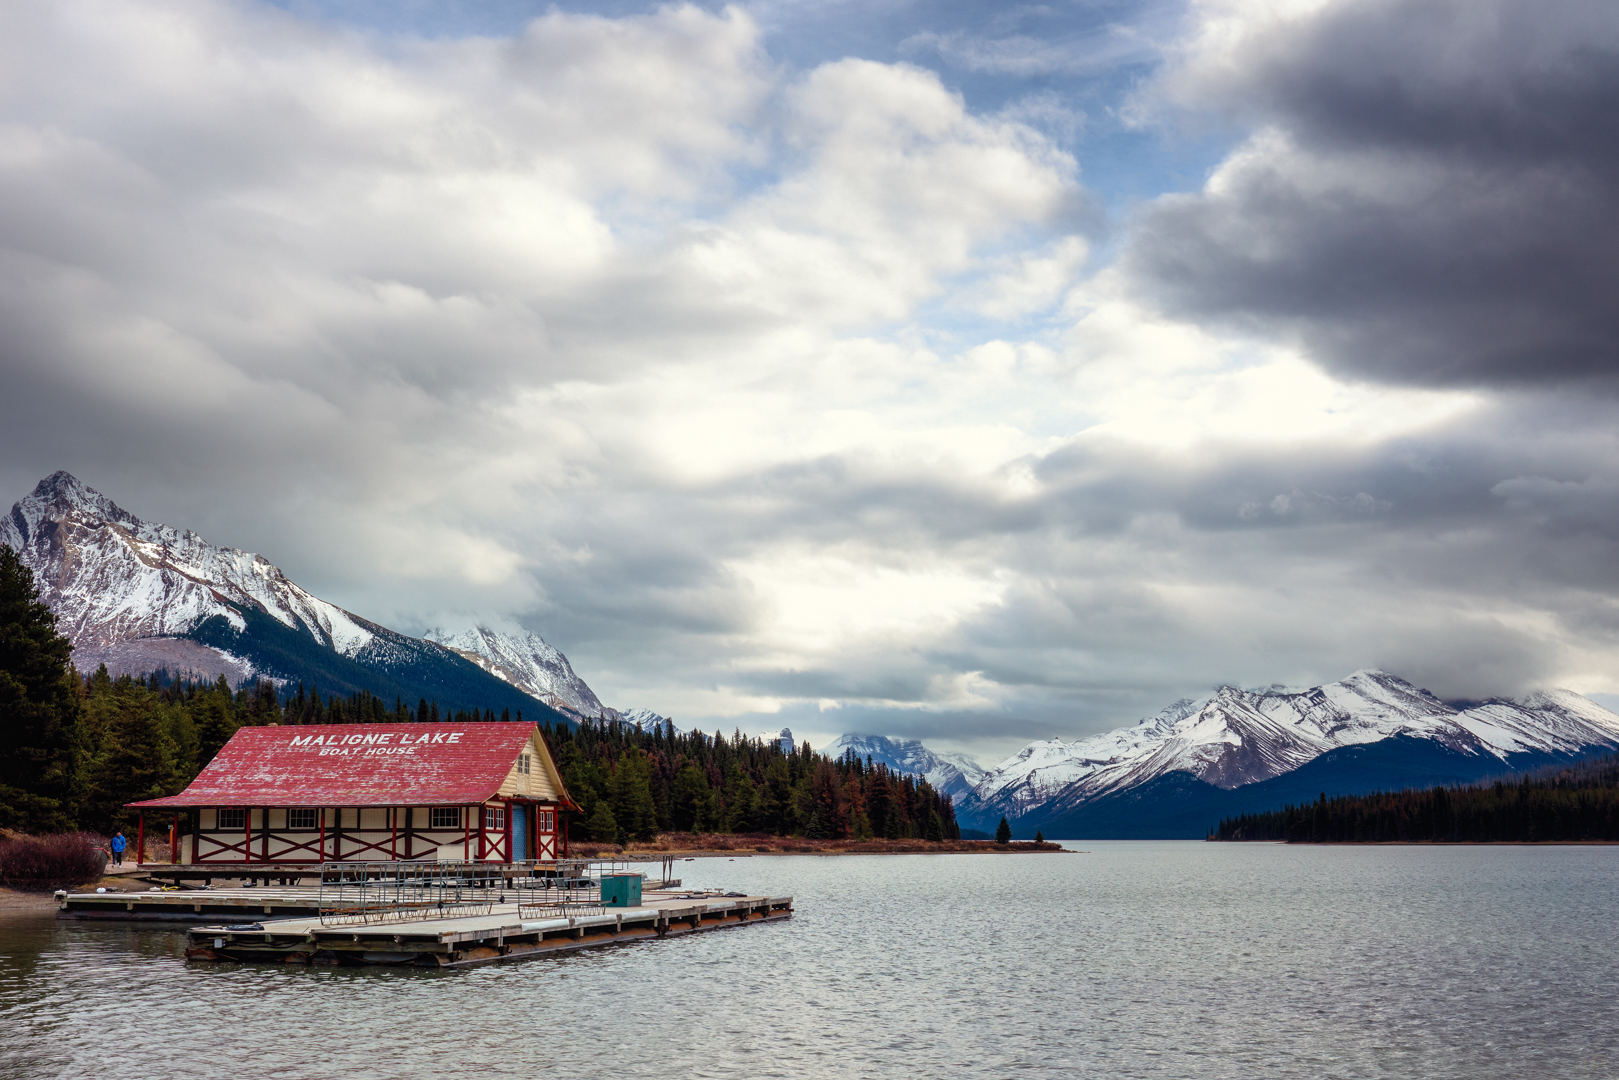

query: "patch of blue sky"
left=267, top=0, right=1237, bottom=218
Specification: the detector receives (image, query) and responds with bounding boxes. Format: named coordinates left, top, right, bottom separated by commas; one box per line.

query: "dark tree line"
left=544, top=719, right=960, bottom=847
left=0, top=543, right=961, bottom=842
left=1211, top=756, right=1619, bottom=842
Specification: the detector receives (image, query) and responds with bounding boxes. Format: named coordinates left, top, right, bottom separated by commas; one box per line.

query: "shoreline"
left=579, top=836, right=1068, bottom=859
left=1211, top=838, right=1619, bottom=846
left=0, top=888, right=62, bottom=912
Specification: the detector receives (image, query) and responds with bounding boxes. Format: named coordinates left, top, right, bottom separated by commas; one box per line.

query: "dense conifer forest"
left=0, top=544, right=959, bottom=843
left=542, top=717, right=960, bottom=846
left=1211, top=756, right=1619, bottom=842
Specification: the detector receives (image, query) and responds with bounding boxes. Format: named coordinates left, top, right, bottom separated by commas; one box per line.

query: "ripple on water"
left=3, top=843, right=1618, bottom=1079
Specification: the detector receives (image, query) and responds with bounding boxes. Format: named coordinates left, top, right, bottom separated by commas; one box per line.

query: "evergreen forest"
left=543, top=718, right=960, bottom=846
left=0, top=544, right=959, bottom=843
left=1211, top=755, right=1619, bottom=842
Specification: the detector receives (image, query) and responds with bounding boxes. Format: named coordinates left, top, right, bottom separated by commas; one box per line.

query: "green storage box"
left=600, top=874, right=642, bottom=907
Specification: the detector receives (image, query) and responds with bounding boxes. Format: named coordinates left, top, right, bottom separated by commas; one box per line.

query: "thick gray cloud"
left=4, top=0, right=1619, bottom=764
left=1124, top=0, right=1619, bottom=388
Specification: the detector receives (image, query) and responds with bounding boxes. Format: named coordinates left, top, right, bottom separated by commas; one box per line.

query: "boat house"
left=128, top=722, right=574, bottom=867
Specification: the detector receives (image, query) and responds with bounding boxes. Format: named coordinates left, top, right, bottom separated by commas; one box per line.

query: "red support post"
left=137, top=812, right=146, bottom=866
left=390, top=807, right=398, bottom=861
left=244, top=806, right=251, bottom=864
left=505, top=800, right=513, bottom=863
left=319, top=809, right=325, bottom=863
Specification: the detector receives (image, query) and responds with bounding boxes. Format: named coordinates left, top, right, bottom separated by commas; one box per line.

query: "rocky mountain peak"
left=422, top=620, right=607, bottom=720
left=6, top=470, right=131, bottom=545
left=957, top=670, right=1619, bottom=829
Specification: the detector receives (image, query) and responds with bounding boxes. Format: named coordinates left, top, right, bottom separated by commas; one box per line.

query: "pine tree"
left=0, top=545, right=83, bottom=832
left=670, top=763, right=710, bottom=832
left=1033, top=829, right=1045, bottom=844
left=248, top=680, right=281, bottom=725
left=609, top=750, right=659, bottom=842
left=995, top=816, right=1012, bottom=844
left=587, top=800, right=619, bottom=843
left=194, top=683, right=238, bottom=769
left=85, top=677, right=178, bottom=832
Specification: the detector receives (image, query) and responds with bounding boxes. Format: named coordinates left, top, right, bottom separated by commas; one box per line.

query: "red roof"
left=128, top=723, right=545, bottom=809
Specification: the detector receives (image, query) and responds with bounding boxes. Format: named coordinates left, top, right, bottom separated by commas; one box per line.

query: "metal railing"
left=515, top=859, right=607, bottom=919
left=315, top=859, right=649, bottom=926
left=317, top=861, right=501, bottom=926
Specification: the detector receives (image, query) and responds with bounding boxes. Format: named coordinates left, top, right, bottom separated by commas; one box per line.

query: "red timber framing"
left=129, top=723, right=576, bottom=866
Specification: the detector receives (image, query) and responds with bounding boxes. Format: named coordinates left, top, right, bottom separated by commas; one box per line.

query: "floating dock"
left=183, top=890, right=793, bottom=968
left=58, top=858, right=685, bottom=921
left=59, top=884, right=328, bottom=922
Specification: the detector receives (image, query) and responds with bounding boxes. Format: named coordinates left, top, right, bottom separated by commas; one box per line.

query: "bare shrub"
left=0, top=832, right=108, bottom=890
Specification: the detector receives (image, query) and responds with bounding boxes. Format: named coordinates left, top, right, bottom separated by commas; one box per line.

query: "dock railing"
left=516, top=859, right=602, bottom=919
left=317, top=861, right=499, bottom=926
left=316, top=859, right=648, bottom=926
left=515, top=858, right=651, bottom=919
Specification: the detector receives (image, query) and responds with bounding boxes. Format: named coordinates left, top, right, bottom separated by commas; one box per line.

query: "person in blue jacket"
left=110, top=831, right=127, bottom=867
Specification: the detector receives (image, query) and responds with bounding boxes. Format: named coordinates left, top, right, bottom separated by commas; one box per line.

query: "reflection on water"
left=3, top=842, right=1619, bottom=1078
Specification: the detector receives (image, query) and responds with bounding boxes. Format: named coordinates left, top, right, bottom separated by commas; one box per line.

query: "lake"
left=3, top=842, right=1618, bottom=1078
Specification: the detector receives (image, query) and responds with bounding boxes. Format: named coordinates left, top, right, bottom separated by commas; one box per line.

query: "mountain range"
left=1, top=471, right=652, bottom=727
left=820, top=733, right=987, bottom=801
left=833, top=670, right=1619, bottom=838
left=12, top=471, right=1615, bottom=837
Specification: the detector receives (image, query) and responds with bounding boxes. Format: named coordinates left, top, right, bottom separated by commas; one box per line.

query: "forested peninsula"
left=1211, top=755, right=1619, bottom=843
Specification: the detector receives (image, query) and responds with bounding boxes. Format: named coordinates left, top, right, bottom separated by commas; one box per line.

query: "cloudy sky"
left=2, top=0, right=1617, bottom=763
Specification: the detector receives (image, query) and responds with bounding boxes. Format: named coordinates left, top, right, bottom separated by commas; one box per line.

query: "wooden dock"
left=181, top=891, right=793, bottom=967
left=59, top=885, right=329, bottom=921
left=58, top=863, right=683, bottom=921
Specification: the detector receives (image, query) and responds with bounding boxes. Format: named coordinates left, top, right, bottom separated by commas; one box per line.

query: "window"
left=217, top=807, right=245, bottom=830
left=484, top=806, right=506, bottom=831
left=430, top=807, right=461, bottom=829
left=288, top=808, right=318, bottom=830
left=538, top=810, right=554, bottom=833
left=517, top=753, right=531, bottom=775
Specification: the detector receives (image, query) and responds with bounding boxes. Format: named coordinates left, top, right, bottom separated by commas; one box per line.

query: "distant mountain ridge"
left=423, top=622, right=607, bottom=720
left=954, top=670, right=1619, bottom=835
left=820, top=733, right=986, bottom=800
left=0, top=471, right=639, bottom=725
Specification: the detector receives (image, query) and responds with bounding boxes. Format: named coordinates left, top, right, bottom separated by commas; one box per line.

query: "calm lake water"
left=3, top=842, right=1619, bottom=1079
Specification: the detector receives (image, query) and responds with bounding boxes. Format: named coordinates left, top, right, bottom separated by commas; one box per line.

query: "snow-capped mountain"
left=2, top=471, right=381, bottom=680
left=0, top=472, right=607, bottom=723
left=620, top=708, right=679, bottom=734
left=821, top=733, right=987, bottom=800
left=960, top=670, right=1619, bottom=827
left=424, top=623, right=607, bottom=719
left=418, top=623, right=681, bottom=731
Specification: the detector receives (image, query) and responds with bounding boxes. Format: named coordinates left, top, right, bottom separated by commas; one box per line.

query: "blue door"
left=511, top=805, right=528, bottom=862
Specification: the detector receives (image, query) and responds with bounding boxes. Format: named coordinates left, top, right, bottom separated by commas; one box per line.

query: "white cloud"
left=3, top=0, right=1619, bottom=761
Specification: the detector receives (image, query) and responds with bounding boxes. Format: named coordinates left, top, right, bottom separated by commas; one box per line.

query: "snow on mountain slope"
left=422, top=622, right=607, bottom=719
left=619, top=708, right=680, bottom=733
left=1452, top=689, right=1619, bottom=758
left=963, top=671, right=1619, bottom=823
left=2, top=471, right=374, bottom=658
left=821, top=733, right=987, bottom=800
left=1, top=473, right=619, bottom=722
